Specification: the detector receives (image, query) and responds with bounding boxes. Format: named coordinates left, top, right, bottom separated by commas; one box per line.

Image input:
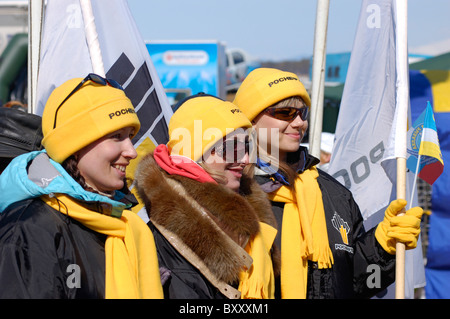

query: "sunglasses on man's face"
left=53, top=73, right=124, bottom=129
left=213, top=137, right=250, bottom=162
left=264, top=106, right=309, bottom=122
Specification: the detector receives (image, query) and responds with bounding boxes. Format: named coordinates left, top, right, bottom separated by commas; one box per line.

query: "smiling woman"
left=75, top=127, right=137, bottom=194
left=201, top=130, right=250, bottom=192
left=0, top=74, right=163, bottom=299
left=135, top=93, right=280, bottom=299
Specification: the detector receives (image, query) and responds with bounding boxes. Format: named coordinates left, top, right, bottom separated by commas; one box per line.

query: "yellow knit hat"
left=233, top=68, right=311, bottom=121
left=167, top=94, right=252, bottom=162
left=42, top=77, right=141, bottom=163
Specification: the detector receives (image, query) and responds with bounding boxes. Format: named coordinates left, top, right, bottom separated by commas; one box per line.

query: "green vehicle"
left=0, top=33, right=28, bottom=108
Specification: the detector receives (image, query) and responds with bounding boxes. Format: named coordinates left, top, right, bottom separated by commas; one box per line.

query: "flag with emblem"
left=34, top=0, right=172, bottom=216
left=407, top=102, right=444, bottom=185
left=327, top=0, right=425, bottom=298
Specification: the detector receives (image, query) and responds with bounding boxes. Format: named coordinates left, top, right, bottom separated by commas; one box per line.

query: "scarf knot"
left=154, top=144, right=216, bottom=184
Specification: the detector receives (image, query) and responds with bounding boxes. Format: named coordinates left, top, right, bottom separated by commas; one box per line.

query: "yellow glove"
left=375, top=199, right=424, bottom=254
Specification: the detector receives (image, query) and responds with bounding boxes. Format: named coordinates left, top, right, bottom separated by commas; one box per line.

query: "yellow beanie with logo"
left=41, top=77, right=141, bottom=163
left=233, top=68, right=311, bottom=121
left=167, top=94, right=252, bottom=162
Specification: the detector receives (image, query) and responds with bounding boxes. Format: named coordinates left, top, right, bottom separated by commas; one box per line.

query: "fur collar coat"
left=135, top=153, right=280, bottom=297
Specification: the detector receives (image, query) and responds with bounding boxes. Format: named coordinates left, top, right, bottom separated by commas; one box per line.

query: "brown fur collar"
left=135, top=152, right=280, bottom=284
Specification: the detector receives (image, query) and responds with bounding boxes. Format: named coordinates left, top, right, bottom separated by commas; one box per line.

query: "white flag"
left=35, top=0, right=173, bottom=216
left=327, top=0, right=425, bottom=299
left=36, top=0, right=172, bottom=145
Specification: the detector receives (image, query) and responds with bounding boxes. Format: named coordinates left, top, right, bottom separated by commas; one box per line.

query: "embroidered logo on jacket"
left=331, top=212, right=350, bottom=245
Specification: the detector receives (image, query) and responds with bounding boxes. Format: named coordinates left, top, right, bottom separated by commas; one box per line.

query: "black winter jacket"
left=255, top=147, right=395, bottom=299
left=0, top=199, right=106, bottom=298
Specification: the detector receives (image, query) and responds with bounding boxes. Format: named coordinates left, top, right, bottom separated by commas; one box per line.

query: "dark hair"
left=277, top=161, right=298, bottom=187
left=62, top=155, right=97, bottom=193
left=62, top=155, right=132, bottom=196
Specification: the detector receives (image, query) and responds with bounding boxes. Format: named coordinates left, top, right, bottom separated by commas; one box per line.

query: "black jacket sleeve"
left=352, top=222, right=396, bottom=297
left=0, top=199, right=106, bottom=299
left=332, top=177, right=396, bottom=298
left=0, top=200, right=69, bottom=298
left=319, top=171, right=395, bottom=298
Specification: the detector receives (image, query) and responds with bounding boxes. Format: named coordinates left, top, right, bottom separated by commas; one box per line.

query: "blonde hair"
left=272, top=96, right=307, bottom=109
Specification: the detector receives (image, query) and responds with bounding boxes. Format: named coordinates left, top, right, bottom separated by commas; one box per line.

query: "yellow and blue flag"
left=407, top=102, right=444, bottom=185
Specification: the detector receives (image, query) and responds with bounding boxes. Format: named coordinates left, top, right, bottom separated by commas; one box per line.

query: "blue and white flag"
left=327, top=0, right=425, bottom=298
left=35, top=0, right=173, bottom=215
left=407, top=102, right=444, bottom=185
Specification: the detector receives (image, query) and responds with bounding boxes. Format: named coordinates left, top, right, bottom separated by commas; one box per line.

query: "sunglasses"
left=213, top=137, right=250, bottom=162
left=264, top=106, right=309, bottom=122
left=53, top=73, right=124, bottom=129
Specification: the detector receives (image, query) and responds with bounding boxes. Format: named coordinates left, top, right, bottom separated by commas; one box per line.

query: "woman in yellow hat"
left=135, top=93, right=280, bottom=299
left=0, top=74, right=163, bottom=299
left=233, top=68, right=424, bottom=299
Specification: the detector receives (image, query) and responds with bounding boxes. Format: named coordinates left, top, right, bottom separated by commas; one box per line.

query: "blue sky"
left=128, top=0, right=450, bottom=61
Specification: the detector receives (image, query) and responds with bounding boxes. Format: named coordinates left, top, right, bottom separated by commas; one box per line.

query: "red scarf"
left=153, top=144, right=216, bottom=184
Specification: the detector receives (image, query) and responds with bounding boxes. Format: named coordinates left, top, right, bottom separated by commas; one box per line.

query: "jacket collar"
left=0, top=150, right=127, bottom=214
left=255, top=146, right=320, bottom=188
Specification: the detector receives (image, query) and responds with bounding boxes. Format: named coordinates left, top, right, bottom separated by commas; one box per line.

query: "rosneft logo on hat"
left=268, top=76, right=299, bottom=88
left=109, top=107, right=136, bottom=119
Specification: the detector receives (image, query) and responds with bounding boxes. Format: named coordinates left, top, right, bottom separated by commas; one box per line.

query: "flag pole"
left=27, top=0, right=44, bottom=114
left=395, top=157, right=407, bottom=298
left=79, top=0, right=105, bottom=77
left=309, top=0, right=330, bottom=158
left=394, top=0, right=409, bottom=299
left=409, top=155, right=421, bottom=210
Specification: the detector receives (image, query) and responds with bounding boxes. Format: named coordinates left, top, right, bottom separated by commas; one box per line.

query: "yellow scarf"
left=42, top=194, right=163, bottom=299
left=238, top=222, right=277, bottom=299
left=268, top=167, right=334, bottom=299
